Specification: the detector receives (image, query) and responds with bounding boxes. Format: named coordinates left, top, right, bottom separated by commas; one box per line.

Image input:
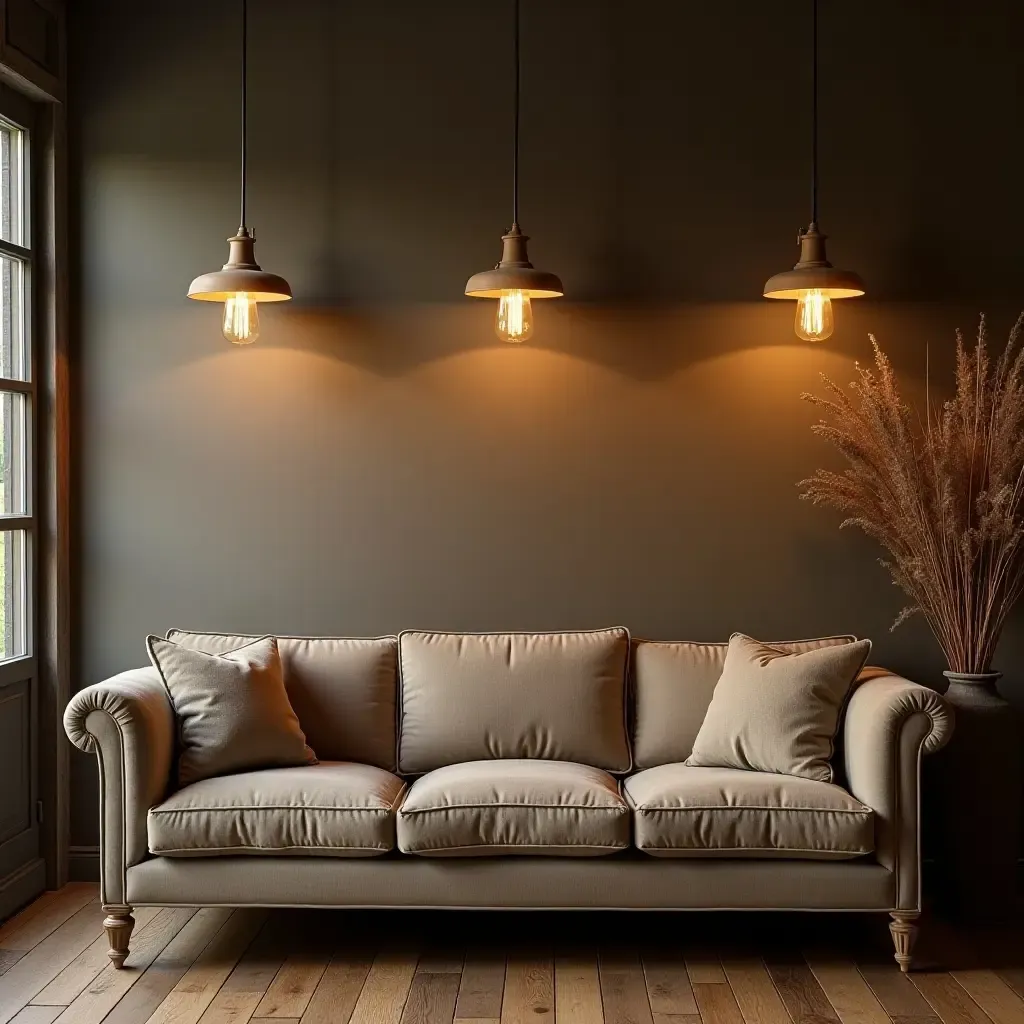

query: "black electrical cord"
left=810, top=0, right=818, bottom=227
left=240, top=0, right=248, bottom=233
left=512, top=0, right=520, bottom=230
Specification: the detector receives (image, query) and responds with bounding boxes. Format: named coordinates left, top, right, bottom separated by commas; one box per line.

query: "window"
left=0, top=112, right=31, bottom=664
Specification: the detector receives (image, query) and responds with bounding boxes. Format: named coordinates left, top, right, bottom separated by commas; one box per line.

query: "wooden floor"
left=1, top=885, right=1023, bottom=1024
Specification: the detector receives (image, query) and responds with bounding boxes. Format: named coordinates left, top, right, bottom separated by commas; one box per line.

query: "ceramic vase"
left=933, top=671, right=1021, bottom=919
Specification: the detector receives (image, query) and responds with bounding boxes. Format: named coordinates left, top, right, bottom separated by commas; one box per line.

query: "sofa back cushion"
left=398, top=628, right=631, bottom=774
left=631, top=635, right=857, bottom=769
left=166, top=630, right=398, bottom=771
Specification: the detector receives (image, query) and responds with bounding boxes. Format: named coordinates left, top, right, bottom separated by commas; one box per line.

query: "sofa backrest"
left=397, top=628, right=632, bottom=774
left=165, top=630, right=398, bottom=771
left=630, top=635, right=857, bottom=769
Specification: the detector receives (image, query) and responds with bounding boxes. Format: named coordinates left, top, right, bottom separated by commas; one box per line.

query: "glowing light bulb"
left=495, top=290, right=533, bottom=343
left=222, top=292, right=260, bottom=345
left=794, top=289, right=834, bottom=342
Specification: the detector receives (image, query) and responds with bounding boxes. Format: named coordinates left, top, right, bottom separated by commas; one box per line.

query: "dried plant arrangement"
left=801, top=313, right=1024, bottom=674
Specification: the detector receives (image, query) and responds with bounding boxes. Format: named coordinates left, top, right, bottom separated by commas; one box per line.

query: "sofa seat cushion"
left=148, top=761, right=406, bottom=857
left=397, top=759, right=630, bottom=857
left=624, top=764, right=874, bottom=860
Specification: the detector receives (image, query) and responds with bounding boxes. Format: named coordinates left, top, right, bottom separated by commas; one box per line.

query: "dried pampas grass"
left=801, top=313, right=1024, bottom=673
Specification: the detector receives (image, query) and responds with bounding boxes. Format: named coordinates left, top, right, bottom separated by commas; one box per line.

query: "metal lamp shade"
left=763, top=265, right=865, bottom=300
left=188, top=231, right=292, bottom=303
left=465, top=228, right=563, bottom=299
left=188, top=268, right=292, bottom=303
left=465, top=265, right=563, bottom=298
left=763, top=225, right=864, bottom=299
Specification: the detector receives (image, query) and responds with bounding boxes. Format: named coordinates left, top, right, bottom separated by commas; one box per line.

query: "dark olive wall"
left=69, top=0, right=1024, bottom=849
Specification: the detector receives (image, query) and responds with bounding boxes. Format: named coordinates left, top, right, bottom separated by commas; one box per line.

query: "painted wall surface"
left=69, top=1, right=1024, bottom=849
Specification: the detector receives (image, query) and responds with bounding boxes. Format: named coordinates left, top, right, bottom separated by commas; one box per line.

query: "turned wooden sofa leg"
left=889, top=911, right=919, bottom=972
left=102, top=906, right=135, bottom=969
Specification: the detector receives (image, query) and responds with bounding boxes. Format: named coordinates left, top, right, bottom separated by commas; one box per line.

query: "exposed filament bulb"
left=222, top=292, right=260, bottom=345
left=495, top=290, right=533, bottom=343
left=794, top=289, right=834, bottom=342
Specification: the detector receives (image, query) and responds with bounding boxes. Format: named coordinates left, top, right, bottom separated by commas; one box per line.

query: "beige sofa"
left=64, top=628, right=952, bottom=972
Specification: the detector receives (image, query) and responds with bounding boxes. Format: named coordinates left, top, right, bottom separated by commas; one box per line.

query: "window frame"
left=0, top=82, right=36, bottom=689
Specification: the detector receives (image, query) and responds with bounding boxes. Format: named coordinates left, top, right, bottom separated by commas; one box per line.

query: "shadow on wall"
left=206, top=299, right=1012, bottom=385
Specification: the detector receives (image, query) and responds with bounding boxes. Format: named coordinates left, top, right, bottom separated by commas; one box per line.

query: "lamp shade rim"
left=465, top=265, right=563, bottom=298
left=188, top=267, right=293, bottom=302
left=763, top=265, right=865, bottom=299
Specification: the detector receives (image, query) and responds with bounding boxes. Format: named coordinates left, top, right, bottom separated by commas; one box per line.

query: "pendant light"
left=188, top=0, right=291, bottom=344
left=465, top=0, right=562, bottom=343
left=763, top=0, right=863, bottom=342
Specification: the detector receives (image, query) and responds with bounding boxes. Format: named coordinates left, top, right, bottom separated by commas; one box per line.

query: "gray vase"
left=934, top=671, right=1022, bottom=919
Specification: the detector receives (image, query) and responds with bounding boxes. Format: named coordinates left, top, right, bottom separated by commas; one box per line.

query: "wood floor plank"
left=456, top=955, right=505, bottom=1021
left=950, top=970, right=1024, bottom=1024
left=400, top=972, right=460, bottom=1024
left=692, top=982, right=746, bottom=1024
left=765, top=959, right=841, bottom=1024
left=416, top=952, right=463, bottom=975
left=653, top=1015, right=701, bottom=1024
left=0, top=888, right=97, bottom=952
left=49, top=908, right=197, bottom=1024
left=96, top=908, right=233, bottom=1024
left=685, top=953, right=725, bottom=986
left=7, top=1009, right=62, bottom=1024
left=600, top=953, right=653, bottom=1024
left=143, top=909, right=268, bottom=1024
left=996, top=974, right=1024, bottom=1006
left=554, top=954, right=602, bottom=1024
left=502, top=956, right=554, bottom=1024
left=912, top=973, right=997, bottom=1024
left=721, top=957, right=791, bottom=1024
left=858, top=962, right=937, bottom=1019
left=805, top=957, right=890, bottom=1024
left=0, top=894, right=63, bottom=947
left=348, top=953, right=418, bottom=1024
left=0, top=901, right=106, bottom=1024
left=0, top=951, right=26, bottom=977
left=31, top=906, right=161, bottom=1006
left=253, top=952, right=330, bottom=1019
left=193, top=921, right=289, bottom=1024
left=642, top=953, right=697, bottom=1015
left=300, top=953, right=372, bottom=1024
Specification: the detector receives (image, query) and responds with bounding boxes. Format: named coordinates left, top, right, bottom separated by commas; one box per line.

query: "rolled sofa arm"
left=64, top=668, right=175, bottom=907
left=842, top=667, right=953, bottom=911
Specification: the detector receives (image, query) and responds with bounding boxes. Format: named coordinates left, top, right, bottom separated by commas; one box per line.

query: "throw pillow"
left=685, top=633, right=871, bottom=782
left=147, top=634, right=317, bottom=786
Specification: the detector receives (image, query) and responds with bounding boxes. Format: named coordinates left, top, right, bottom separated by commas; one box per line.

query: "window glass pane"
left=0, top=256, right=26, bottom=380
left=0, top=391, right=26, bottom=515
left=0, top=121, right=23, bottom=245
left=0, top=529, right=25, bottom=660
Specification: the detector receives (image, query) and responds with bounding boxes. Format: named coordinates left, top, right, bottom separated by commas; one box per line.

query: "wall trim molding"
left=68, top=845, right=99, bottom=882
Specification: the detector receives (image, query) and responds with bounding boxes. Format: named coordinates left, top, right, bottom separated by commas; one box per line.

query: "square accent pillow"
left=684, top=633, right=871, bottom=782
left=147, top=634, right=317, bottom=786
